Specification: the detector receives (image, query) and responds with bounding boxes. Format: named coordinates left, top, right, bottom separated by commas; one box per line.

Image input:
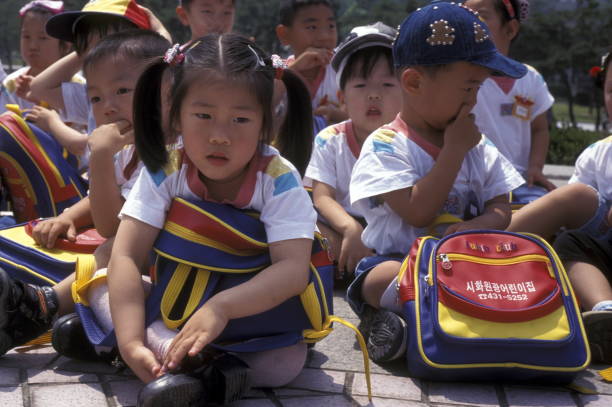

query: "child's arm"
left=288, top=47, right=333, bottom=76
left=314, top=104, right=348, bottom=124
left=527, top=112, right=556, bottom=191
left=28, top=52, right=82, bottom=111
left=312, top=181, right=372, bottom=275
left=31, top=197, right=93, bottom=249
left=88, top=120, right=134, bottom=238
left=444, top=194, right=512, bottom=235
left=383, top=105, right=481, bottom=227
left=24, top=106, right=87, bottom=155
left=163, top=238, right=312, bottom=371
left=108, top=216, right=162, bottom=383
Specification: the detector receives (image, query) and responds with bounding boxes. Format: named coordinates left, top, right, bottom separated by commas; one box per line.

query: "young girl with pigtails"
left=97, top=34, right=320, bottom=406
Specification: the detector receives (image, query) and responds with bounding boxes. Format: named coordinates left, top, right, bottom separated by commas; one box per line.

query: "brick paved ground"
left=3, top=165, right=610, bottom=407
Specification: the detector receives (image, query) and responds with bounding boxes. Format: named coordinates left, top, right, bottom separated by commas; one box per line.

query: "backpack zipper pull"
left=437, top=253, right=452, bottom=270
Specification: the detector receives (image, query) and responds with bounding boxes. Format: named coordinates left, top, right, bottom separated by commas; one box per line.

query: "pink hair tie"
left=163, top=44, right=185, bottom=66
left=19, top=1, right=64, bottom=17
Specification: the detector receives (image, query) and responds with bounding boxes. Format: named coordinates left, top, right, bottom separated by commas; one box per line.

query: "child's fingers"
left=188, top=333, right=211, bottom=357
left=455, top=103, right=474, bottom=121
left=66, top=224, right=77, bottom=242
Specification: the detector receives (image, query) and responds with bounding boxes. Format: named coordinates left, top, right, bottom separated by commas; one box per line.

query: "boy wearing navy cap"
left=347, top=1, right=526, bottom=363
left=305, top=22, right=402, bottom=281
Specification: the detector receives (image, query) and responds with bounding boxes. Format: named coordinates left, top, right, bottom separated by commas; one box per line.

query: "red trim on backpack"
left=399, top=238, right=422, bottom=303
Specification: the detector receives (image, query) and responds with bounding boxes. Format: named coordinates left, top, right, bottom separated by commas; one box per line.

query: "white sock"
left=592, top=300, right=612, bottom=311
left=88, top=268, right=113, bottom=333
left=146, top=319, right=177, bottom=361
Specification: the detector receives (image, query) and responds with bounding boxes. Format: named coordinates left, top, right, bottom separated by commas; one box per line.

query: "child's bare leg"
left=361, top=260, right=401, bottom=308
left=566, top=261, right=612, bottom=310
left=508, top=183, right=599, bottom=238
left=53, top=272, right=75, bottom=316
left=236, top=342, right=307, bottom=387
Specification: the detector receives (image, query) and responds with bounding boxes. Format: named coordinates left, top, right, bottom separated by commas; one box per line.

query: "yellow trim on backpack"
left=164, top=221, right=263, bottom=257
left=176, top=198, right=268, bottom=249
left=413, top=241, right=590, bottom=371
left=437, top=302, right=570, bottom=340
left=161, top=265, right=210, bottom=330
left=0, top=152, right=38, bottom=204
left=0, top=226, right=79, bottom=262
left=300, top=281, right=323, bottom=332
left=153, top=249, right=266, bottom=274
left=12, top=113, right=68, bottom=189
left=71, top=256, right=99, bottom=307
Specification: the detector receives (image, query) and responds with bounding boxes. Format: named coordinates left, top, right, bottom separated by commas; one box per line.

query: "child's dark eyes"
left=234, top=117, right=250, bottom=124
left=195, top=113, right=211, bottom=119
left=89, top=96, right=101, bottom=104
left=117, top=88, right=132, bottom=95
left=383, top=82, right=396, bottom=87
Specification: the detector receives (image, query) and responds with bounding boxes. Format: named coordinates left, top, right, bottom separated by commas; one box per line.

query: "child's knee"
left=361, top=261, right=401, bottom=308
left=240, top=342, right=308, bottom=388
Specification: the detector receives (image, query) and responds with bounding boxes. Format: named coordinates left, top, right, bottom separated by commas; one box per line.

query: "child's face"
left=86, top=57, right=143, bottom=126
left=177, top=0, right=235, bottom=39
left=464, top=0, right=515, bottom=55
left=605, top=65, right=612, bottom=119
left=20, top=13, right=63, bottom=73
left=279, top=4, right=337, bottom=56
left=178, top=77, right=263, bottom=185
left=410, top=61, right=490, bottom=131
left=340, top=57, right=401, bottom=139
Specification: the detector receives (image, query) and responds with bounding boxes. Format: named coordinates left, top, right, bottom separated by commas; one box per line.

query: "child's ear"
left=175, top=6, right=189, bottom=27
left=400, top=68, right=422, bottom=94
left=505, top=19, right=520, bottom=42
left=276, top=24, right=290, bottom=46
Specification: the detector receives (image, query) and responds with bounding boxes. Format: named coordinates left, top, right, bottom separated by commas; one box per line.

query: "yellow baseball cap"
left=46, top=0, right=151, bottom=42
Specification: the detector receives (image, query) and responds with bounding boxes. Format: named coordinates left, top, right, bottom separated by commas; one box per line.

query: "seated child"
left=0, top=30, right=171, bottom=358
left=90, top=34, right=317, bottom=406
left=466, top=0, right=556, bottom=202
left=176, top=0, right=235, bottom=41
left=346, top=2, right=525, bottom=363
left=305, top=22, right=402, bottom=279
left=0, top=1, right=72, bottom=111
left=28, top=0, right=169, bottom=136
left=276, top=0, right=346, bottom=125
left=508, top=50, right=612, bottom=240
left=554, top=230, right=612, bottom=363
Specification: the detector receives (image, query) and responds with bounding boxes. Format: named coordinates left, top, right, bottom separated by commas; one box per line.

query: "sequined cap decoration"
left=426, top=19, right=455, bottom=46
left=473, top=22, right=489, bottom=43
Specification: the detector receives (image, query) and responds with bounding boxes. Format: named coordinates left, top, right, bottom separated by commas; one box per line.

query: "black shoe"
left=582, top=310, right=612, bottom=364
left=52, top=313, right=107, bottom=362
left=137, top=352, right=251, bottom=407
left=357, top=304, right=377, bottom=343
left=367, top=310, right=407, bottom=363
left=0, top=268, right=58, bottom=355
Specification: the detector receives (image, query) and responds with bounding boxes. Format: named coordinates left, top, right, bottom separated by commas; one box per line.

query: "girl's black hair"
left=73, top=14, right=138, bottom=55
left=21, top=6, right=71, bottom=57
left=133, top=33, right=313, bottom=176
left=594, top=49, right=612, bottom=89
left=82, top=29, right=171, bottom=76
left=339, top=46, right=394, bottom=90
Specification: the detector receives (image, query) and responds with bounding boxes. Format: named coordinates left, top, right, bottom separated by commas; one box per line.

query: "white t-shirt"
left=113, top=145, right=144, bottom=199
left=121, top=145, right=317, bottom=243
left=305, top=120, right=362, bottom=217
left=61, top=81, right=96, bottom=133
left=0, top=63, right=6, bottom=83
left=350, top=114, right=524, bottom=255
left=287, top=55, right=339, bottom=111
left=569, top=135, right=612, bottom=202
left=0, top=67, right=86, bottom=118
left=472, top=65, right=554, bottom=175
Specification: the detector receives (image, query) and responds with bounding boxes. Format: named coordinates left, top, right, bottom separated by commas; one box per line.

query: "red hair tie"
left=271, top=54, right=288, bottom=80
left=163, top=44, right=185, bottom=66
left=502, top=0, right=516, bottom=19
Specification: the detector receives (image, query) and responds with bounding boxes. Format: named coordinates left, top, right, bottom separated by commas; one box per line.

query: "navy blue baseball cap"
left=393, top=1, right=526, bottom=78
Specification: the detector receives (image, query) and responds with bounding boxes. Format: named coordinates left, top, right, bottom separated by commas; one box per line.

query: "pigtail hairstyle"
left=134, top=33, right=313, bottom=175
left=133, top=58, right=169, bottom=173
left=275, top=68, right=313, bottom=176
